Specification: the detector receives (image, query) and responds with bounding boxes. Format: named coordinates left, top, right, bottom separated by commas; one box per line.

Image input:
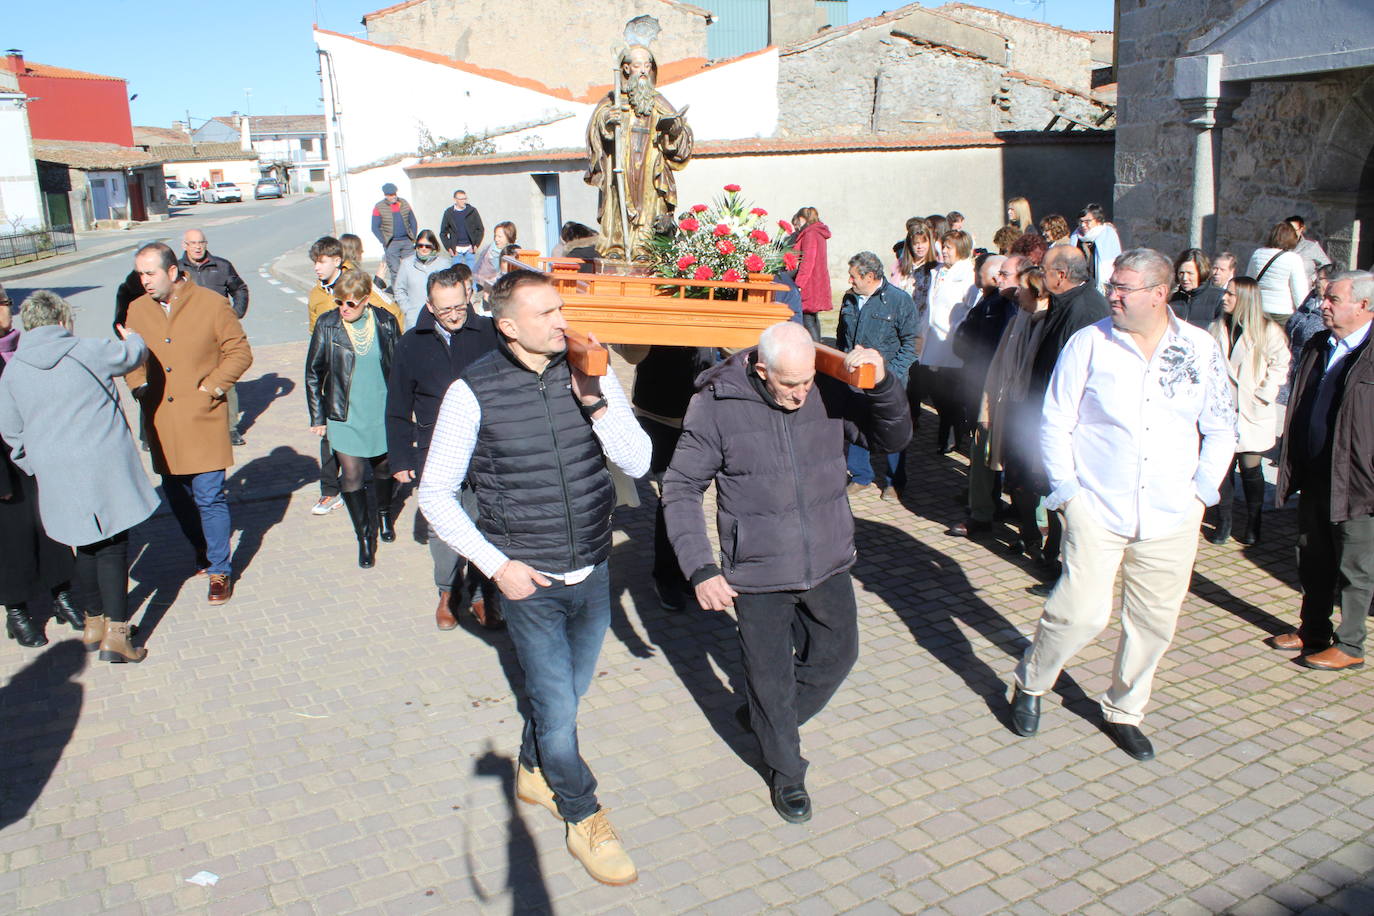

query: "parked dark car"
left=254, top=179, right=283, bottom=200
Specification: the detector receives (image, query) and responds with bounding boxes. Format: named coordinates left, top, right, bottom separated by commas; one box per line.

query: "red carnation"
left=721, top=268, right=742, bottom=282
left=784, top=252, right=798, bottom=271
left=712, top=223, right=731, bottom=237
left=724, top=184, right=741, bottom=192
left=676, top=254, right=698, bottom=270
left=716, top=239, right=735, bottom=255
left=778, top=220, right=793, bottom=233
left=744, top=253, right=765, bottom=272
left=750, top=229, right=770, bottom=244
left=750, top=207, right=767, bottom=216
left=679, top=217, right=700, bottom=232
left=693, top=265, right=715, bottom=281
left=691, top=203, right=708, bottom=213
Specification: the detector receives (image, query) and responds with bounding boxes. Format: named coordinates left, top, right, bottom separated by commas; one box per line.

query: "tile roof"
left=32, top=140, right=163, bottom=170
left=405, top=129, right=1112, bottom=170
left=134, top=125, right=193, bottom=146
left=361, top=0, right=710, bottom=23
left=145, top=143, right=258, bottom=162
left=210, top=115, right=325, bottom=134
left=937, top=2, right=1101, bottom=39
left=15, top=61, right=125, bottom=82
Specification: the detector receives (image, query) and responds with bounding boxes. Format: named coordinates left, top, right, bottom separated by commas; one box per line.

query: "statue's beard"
left=627, top=75, right=656, bottom=117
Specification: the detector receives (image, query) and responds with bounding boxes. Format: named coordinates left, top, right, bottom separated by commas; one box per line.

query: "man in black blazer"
left=439, top=189, right=485, bottom=271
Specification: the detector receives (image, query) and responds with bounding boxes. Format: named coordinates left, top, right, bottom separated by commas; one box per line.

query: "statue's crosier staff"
left=611, top=64, right=633, bottom=260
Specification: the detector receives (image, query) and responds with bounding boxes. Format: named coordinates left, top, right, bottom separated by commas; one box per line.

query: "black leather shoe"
left=229, top=429, right=246, bottom=447
left=1104, top=722, right=1155, bottom=761
left=50, top=589, right=85, bottom=630
left=652, top=579, right=686, bottom=612
left=378, top=509, right=396, bottom=543
left=1009, top=686, right=1040, bottom=737
left=770, top=782, right=812, bottom=824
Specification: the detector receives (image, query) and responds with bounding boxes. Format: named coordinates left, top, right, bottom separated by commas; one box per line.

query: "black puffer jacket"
left=178, top=252, right=250, bottom=318
left=305, top=306, right=400, bottom=424
left=463, top=340, right=615, bottom=572
left=1170, top=284, right=1225, bottom=330
left=663, top=348, right=912, bottom=593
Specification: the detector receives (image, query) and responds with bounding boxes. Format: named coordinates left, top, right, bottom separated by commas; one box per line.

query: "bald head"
left=1043, top=245, right=1089, bottom=294
left=183, top=229, right=208, bottom=263
left=980, top=255, right=1006, bottom=289
left=755, top=321, right=816, bottom=411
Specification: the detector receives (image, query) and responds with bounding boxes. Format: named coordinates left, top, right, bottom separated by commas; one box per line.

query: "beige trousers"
left=1014, top=497, right=1203, bottom=725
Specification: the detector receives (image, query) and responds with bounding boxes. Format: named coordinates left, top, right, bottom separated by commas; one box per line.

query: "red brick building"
left=3, top=50, right=134, bottom=147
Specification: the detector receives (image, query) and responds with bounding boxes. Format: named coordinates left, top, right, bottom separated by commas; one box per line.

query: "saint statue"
left=586, top=45, right=694, bottom=262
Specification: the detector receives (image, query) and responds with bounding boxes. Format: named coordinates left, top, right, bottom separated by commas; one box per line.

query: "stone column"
left=1178, top=95, right=1243, bottom=253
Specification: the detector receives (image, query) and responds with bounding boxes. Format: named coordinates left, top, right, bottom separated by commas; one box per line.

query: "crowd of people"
left=2, top=182, right=1372, bottom=888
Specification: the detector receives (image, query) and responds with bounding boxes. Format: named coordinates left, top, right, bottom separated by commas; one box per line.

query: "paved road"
left=3, top=195, right=332, bottom=347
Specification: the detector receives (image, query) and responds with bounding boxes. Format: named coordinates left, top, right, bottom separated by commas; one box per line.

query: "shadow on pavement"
left=2, top=286, right=100, bottom=306
left=0, top=640, right=85, bottom=832
left=1190, top=570, right=1292, bottom=637
left=467, top=747, right=553, bottom=915
left=234, top=372, right=295, bottom=434
left=852, top=516, right=1098, bottom=733
left=126, top=516, right=194, bottom=647
left=225, top=446, right=318, bottom=577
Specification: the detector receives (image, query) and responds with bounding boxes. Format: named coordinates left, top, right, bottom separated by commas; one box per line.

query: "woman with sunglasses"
left=306, top=270, right=402, bottom=567
left=392, top=229, right=452, bottom=329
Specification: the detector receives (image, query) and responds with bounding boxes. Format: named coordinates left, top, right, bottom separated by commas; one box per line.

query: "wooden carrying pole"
left=563, top=334, right=876, bottom=390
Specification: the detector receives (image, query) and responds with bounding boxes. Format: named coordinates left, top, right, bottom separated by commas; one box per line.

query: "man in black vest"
left=1275, top=270, right=1374, bottom=671
left=418, top=270, right=649, bottom=886
left=385, top=266, right=500, bottom=630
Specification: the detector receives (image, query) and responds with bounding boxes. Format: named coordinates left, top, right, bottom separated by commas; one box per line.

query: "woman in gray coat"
left=391, top=229, right=452, bottom=329
left=0, top=291, right=159, bottom=663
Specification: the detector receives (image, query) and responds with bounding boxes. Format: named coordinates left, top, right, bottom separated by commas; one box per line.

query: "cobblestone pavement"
left=2, top=340, right=1372, bottom=916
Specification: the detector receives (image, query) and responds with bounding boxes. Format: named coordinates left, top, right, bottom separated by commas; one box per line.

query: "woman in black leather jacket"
left=305, top=271, right=401, bottom=567
left=1169, top=248, right=1226, bottom=329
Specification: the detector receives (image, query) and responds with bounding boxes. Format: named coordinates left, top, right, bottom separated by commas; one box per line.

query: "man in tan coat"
left=126, top=242, right=253, bottom=604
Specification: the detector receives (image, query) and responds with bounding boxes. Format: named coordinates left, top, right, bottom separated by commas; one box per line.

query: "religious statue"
left=585, top=45, right=694, bottom=262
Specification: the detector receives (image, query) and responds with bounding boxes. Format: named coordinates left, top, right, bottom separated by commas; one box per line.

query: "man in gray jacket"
left=179, top=229, right=251, bottom=445
left=663, top=321, right=911, bottom=823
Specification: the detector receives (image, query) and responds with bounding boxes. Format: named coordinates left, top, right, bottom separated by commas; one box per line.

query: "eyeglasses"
left=415, top=243, right=435, bottom=250
left=432, top=303, right=466, bottom=314
left=1103, top=281, right=1163, bottom=297
left=333, top=298, right=363, bottom=309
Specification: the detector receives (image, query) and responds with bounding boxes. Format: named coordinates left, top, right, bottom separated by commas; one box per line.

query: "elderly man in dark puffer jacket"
left=663, top=320, right=911, bottom=824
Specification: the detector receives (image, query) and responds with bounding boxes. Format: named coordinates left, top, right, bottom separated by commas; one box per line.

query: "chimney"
left=239, top=114, right=252, bottom=152
left=4, top=49, right=23, bottom=74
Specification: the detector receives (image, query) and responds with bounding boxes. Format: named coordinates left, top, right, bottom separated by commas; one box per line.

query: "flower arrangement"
left=648, top=184, right=800, bottom=299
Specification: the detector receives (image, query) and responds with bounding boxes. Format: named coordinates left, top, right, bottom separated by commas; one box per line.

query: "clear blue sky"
left=8, top=1, right=1112, bottom=130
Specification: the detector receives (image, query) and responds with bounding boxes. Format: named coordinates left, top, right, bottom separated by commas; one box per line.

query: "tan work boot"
left=515, top=764, right=560, bottom=820
left=81, top=613, right=107, bottom=653
left=98, top=621, right=147, bottom=664
left=566, top=808, right=637, bottom=886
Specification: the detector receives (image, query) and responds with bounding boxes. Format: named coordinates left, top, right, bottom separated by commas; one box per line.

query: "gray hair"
left=758, top=321, right=814, bottom=366
left=1330, top=270, right=1374, bottom=310
left=20, top=290, right=73, bottom=330
left=1114, top=247, right=1174, bottom=290
left=980, top=255, right=1006, bottom=286
left=847, top=251, right=884, bottom=280
left=1044, top=245, right=1090, bottom=283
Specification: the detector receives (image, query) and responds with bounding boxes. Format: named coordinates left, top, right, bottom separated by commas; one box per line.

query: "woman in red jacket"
left=789, top=207, right=832, bottom=342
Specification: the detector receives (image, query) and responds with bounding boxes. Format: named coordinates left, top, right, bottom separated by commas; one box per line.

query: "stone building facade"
left=362, top=0, right=712, bottom=94
left=1113, top=0, right=1374, bottom=269
left=778, top=6, right=1113, bottom=139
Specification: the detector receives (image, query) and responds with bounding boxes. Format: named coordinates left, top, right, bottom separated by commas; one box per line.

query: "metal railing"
left=0, top=224, right=77, bottom=268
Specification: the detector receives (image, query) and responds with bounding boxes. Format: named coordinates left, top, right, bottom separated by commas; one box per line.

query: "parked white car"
left=205, top=182, right=242, bottom=203
left=165, top=180, right=200, bottom=205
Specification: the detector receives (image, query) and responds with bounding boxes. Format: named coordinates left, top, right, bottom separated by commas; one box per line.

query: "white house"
left=194, top=114, right=330, bottom=193
left=0, top=69, right=43, bottom=231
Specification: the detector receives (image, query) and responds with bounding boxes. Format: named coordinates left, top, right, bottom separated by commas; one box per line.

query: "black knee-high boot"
left=1208, top=470, right=1234, bottom=544
left=342, top=490, right=376, bottom=568
left=375, top=476, right=395, bottom=543
left=1236, top=464, right=1265, bottom=546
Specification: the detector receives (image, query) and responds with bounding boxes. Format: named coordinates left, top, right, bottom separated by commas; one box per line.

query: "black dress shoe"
left=1104, top=722, right=1155, bottom=760
left=652, top=579, right=687, bottom=612
left=50, top=589, right=85, bottom=630
left=946, top=519, right=991, bottom=538
left=1009, top=686, right=1040, bottom=737
left=770, top=782, right=812, bottom=823
left=229, top=429, right=246, bottom=447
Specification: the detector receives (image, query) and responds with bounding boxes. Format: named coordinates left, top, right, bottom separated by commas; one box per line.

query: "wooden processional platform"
left=508, top=251, right=876, bottom=389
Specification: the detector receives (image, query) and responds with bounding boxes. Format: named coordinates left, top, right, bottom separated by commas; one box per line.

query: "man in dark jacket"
left=439, top=189, right=484, bottom=270
left=1274, top=270, right=1374, bottom=671
left=663, top=321, right=911, bottom=823
left=418, top=270, right=649, bottom=886
left=386, top=266, right=500, bottom=630
left=1027, top=246, right=1111, bottom=406
left=835, top=251, right=921, bottom=499
left=371, top=182, right=418, bottom=280
left=180, top=229, right=251, bottom=445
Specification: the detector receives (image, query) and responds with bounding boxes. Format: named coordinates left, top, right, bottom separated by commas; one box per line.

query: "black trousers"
left=734, top=571, right=859, bottom=785
left=639, top=417, right=689, bottom=591
left=72, top=531, right=131, bottom=623
left=1297, top=485, right=1374, bottom=657
left=801, top=313, right=822, bottom=342
left=319, top=436, right=340, bottom=498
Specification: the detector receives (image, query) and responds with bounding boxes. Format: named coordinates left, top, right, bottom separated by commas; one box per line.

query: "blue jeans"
left=847, top=443, right=906, bottom=490
left=505, top=561, right=611, bottom=823
left=452, top=249, right=477, bottom=272
left=161, top=470, right=232, bottom=575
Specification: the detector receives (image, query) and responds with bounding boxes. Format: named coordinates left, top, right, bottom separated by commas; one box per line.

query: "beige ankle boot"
left=81, top=614, right=107, bottom=653
left=515, top=764, right=560, bottom=819
left=98, top=621, right=147, bottom=664
left=566, top=808, right=637, bottom=886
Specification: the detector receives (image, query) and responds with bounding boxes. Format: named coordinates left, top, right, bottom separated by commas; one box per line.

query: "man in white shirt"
left=418, top=270, right=650, bottom=886
left=1009, top=248, right=1237, bottom=760
left=1073, top=203, right=1123, bottom=294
